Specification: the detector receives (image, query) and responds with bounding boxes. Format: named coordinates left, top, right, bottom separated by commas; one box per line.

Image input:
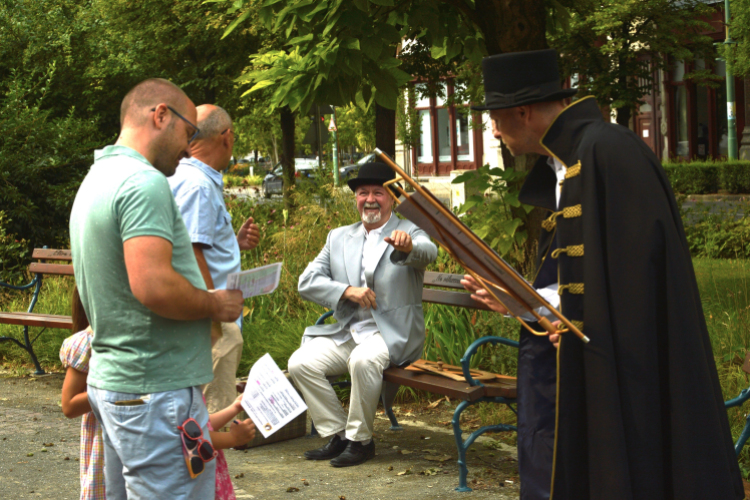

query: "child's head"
left=71, top=285, right=90, bottom=333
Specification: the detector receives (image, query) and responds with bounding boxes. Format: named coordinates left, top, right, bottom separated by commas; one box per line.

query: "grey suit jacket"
left=298, top=214, right=438, bottom=367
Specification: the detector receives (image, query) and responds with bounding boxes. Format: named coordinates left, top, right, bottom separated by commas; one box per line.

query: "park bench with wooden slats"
left=310, top=271, right=519, bottom=492
left=0, top=248, right=74, bottom=374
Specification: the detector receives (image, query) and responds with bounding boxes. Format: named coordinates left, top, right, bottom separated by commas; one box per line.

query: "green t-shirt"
left=70, top=145, right=213, bottom=394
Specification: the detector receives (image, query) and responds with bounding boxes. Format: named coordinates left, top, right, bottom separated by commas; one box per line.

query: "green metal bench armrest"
left=725, top=387, right=750, bottom=409
left=460, top=335, right=519, bottom=388
left=315, top=310, right=334, bottom=325
left=0, top=275, right=38, bottom=292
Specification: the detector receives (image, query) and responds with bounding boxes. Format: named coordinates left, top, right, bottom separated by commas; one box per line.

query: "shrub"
left=0, top=68, right=103, bottom=278
left=663, top=162, right=719, bottom=194
left=662, top=160, right=750, bottom=194
left=720, top=162, right=750, bottom=194
left=0, top=212, right=29, bottom=284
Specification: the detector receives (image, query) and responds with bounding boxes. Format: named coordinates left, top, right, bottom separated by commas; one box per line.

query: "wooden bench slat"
left=0, top=312, right=73, bottom=329
left=423, top=271, right=465, bottom=290
left=32, top=249, right=72, bottom=261
left=29, top=263, right=74, bottom=276
left=421, top=288, right=490, bottom=310
left=383, top=366, right=487, bottom=402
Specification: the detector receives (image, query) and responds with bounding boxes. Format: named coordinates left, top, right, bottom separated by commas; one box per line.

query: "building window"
left=417, top=109, right=433, bottom=163
left=411, top=80, right=482, bottom=176
left=667, top=54, right=744, bottom=160
left=456, top=112, right=474, bottom=161
left=673, top=60, right=689, bottom=158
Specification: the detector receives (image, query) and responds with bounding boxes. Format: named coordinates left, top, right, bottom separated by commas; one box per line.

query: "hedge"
left=662, top=160, right=750, bottom=194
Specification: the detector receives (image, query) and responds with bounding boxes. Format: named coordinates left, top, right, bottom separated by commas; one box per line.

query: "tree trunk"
left=472, top=0, right=547, bottom=55
left=375, top=104, right=396, bottom=159
left=280, top=106, right=296, bottom=210
left=616, top=107, right=631, bottom=127
left=471, top=0, right=547, bottom=276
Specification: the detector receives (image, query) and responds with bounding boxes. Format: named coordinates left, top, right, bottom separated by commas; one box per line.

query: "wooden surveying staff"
left=373, top=148, right=589, bottom=344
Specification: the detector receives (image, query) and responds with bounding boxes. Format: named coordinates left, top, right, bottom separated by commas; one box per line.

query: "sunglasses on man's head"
left=178, top=417, right=217, bottom=478
left=150, top=105, right=200, bottom=144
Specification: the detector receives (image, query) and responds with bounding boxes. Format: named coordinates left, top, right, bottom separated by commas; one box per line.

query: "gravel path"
left=0, top=372, right=520, bottom=499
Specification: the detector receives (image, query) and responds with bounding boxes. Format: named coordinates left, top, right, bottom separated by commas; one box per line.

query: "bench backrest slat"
left=32, top=248, right=72, bottom=261
left=423, top=271, right=465, bottom=290
left=421, top=288, right=490, bottom=310
left=29, top=262, right=75, bottom=276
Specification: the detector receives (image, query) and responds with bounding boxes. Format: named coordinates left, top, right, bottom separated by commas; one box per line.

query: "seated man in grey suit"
left=288, top=162, right=437, bottom=467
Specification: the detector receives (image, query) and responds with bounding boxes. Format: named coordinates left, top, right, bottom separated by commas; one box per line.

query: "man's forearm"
left=135, top=267, right=218, bottom=321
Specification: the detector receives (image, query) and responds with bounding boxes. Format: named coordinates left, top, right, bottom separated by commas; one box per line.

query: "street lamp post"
left=329, top=107, right=340, bottom=187
left=724, top=0, right=738, bottom=159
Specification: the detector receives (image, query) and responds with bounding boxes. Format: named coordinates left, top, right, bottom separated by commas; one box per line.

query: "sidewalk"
left=0, top=372, right=519, bottom=499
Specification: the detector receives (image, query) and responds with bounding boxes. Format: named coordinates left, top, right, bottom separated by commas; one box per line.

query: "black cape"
left=518, top=97, right=743, bottom=500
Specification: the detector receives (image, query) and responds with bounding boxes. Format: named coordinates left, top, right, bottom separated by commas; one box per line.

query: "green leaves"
left=220, top=0, right=489, bottom=116
left=452, top=165, right=533, bottom=268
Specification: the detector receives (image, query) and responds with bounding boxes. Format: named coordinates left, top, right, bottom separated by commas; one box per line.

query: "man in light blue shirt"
left=169, top=104, right=259, bottom=414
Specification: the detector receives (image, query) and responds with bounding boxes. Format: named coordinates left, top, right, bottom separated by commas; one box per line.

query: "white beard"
left=361, top=211, right=382, bottom=224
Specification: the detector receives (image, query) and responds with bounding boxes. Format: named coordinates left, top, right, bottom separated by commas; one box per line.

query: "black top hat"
left=347, top=162, right=396, bottom=193
left=471, top=49, right=577, bottom=111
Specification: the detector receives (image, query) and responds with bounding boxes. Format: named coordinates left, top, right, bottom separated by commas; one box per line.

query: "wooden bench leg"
left=451, top=397, right=518, bottom=492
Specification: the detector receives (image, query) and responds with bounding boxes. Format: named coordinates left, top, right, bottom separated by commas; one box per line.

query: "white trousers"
left=288, top=333, right=390, bottom=442
left=202, top=322, right=244, bottom=415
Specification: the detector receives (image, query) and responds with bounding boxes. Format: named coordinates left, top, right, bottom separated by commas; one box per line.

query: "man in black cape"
left=462, top=49, right=743, bottom=500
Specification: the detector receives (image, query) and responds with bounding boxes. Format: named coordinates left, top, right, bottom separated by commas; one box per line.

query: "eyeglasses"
left=150, top=105, right=200, bottom=144
left=177, top=417, right=217, bottom=478
left=221, top=128, right=235, bottom=140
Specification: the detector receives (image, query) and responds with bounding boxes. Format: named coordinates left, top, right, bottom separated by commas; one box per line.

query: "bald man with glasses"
left=169, top=104, right=260, bottom=416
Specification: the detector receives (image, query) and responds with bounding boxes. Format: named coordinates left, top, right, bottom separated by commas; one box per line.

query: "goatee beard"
left=361, top=211, right=382, bottom=224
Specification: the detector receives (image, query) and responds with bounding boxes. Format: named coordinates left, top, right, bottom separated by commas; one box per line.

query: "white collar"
left=546, top=155, right=566, bottom=174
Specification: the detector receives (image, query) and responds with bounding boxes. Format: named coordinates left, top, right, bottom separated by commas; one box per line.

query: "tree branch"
left=440, top=0, right=482, bottom=31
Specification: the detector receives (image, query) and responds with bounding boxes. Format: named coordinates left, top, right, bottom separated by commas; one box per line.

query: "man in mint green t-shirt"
left=70, top=78, right=249, bottom=500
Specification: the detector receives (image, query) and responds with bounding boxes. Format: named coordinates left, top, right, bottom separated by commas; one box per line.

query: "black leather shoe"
left=329, top=439, right=375, bottom=467
left=304, top=435, right=349, bottom=460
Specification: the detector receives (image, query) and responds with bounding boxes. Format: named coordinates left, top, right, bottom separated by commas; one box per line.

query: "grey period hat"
left=471, top=49, right=577, bottom=111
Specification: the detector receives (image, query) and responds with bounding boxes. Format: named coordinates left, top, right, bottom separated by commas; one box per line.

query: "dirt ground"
left=0, top=370, right=520, bottom=500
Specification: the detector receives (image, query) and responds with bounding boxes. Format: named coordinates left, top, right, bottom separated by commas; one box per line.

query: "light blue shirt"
left=169, top=157, right=242, bottom=329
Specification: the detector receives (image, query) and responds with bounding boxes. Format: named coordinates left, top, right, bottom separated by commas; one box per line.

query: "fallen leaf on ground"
left=420, top=468, right=439, bottom=476
left=424, top=454, right=453, bottom=462
left=387, top=466, right=393, bottom=471
left=396, top=469, right=413, bottom=476
left=398, top=449, right=413, bottom=455
left=423, top=449, right=438, bottom=454
left=43, top=443, right=54, bottom=447
left=286, top=487, right=299, bottom=492
left=427, top=399, right=443, bottom=409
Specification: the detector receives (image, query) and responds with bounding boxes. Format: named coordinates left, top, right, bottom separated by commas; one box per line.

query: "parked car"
left=262, top=159, right=317, bottom=198
left=339, top=152, right=376, bottom=181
